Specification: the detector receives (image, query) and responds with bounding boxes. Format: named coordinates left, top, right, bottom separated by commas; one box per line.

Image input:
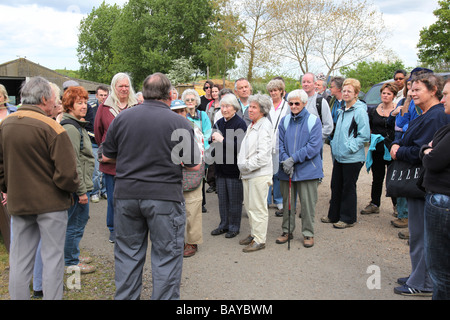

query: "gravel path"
left=80, top=144, right=428, bottom=300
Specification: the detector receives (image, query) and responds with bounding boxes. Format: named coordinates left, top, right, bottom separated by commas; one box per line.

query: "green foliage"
left=78, top=0, right=217, bottom=88
left=417, top=0, right=450, bottom=71
left=167, top=58, right=200, bottom=85
left=340, top=60, right=405, bottom=94
left=77, top=1, right=122, bottom=84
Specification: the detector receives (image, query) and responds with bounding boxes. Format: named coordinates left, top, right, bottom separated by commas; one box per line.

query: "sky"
left=0, top=0, right=441, bottom=73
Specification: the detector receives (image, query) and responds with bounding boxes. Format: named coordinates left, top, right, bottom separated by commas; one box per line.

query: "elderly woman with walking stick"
left=276, top=89, right=324, bottom=248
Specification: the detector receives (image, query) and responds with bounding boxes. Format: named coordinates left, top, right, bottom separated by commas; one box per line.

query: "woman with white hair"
left=237, top=94, right=273, bottom=252
left=210, top=93, right=247, bottom=238
left=94, top=72, right=137, bottom=243
left=182, top=88, right=212, bottom=214
left=276, top=89, right=324, bottom=248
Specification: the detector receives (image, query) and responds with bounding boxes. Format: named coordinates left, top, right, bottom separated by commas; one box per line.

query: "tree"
left=109, top=0, right=215, bottom=87
left=340, top=60, right=405, bottom=93
left=77, top=1, right=122, bottom=84
left=199, top=0, right=245, bottom=83
left=417, top=0, right=450, bottom=71
left=167, top=58, right=200, bottom=85
left=272, top=0, right=386, bottom=79
left=237, top=0, right=283, bottom=82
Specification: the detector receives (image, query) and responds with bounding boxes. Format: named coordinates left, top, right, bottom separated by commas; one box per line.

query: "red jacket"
left=94, top=97, right=132, bottom=176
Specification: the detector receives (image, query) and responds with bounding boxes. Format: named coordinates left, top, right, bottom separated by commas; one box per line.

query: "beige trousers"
left=242, top=175, right=273, bottom=244
left=184, top=184, right=203, bottom=244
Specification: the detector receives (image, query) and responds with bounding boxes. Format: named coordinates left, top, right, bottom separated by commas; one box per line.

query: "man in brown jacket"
left=0, top=76, right=79, bottom=300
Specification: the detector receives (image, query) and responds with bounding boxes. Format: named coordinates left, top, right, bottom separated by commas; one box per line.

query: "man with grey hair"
left=328, top=76, right=345, bottom=143
left=102, top=72, right=201, bottom=300
left=302, top=73, right=334, bottom=143
left=0, top=76, right=79, bottom=299
left=234, top=78, right=252, bottom=126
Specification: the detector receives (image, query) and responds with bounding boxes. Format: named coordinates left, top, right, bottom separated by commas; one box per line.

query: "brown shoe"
left=361, top=203, right=380, bottom=215
left=239, top=235, right=254, bottom=246
left=391, top=218, right=408, bottom=228
left=398, top=230, right=409, bottom=240
left=183, top=244, right=198, bottom=257
left=242, top=240, right=265, bottom=253
left=276, top=232, right=293, bottom=244
left=303, top=236, right=314, bottom=248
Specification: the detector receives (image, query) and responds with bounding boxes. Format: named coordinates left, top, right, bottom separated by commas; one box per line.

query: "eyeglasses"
left=394, top=77, right=405, bottom=81
left=185, top=98, right=196, bottom=102
left=288, top=102, right=302, bottom=106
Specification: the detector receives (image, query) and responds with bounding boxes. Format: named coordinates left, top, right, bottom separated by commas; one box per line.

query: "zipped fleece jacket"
left=0, top=105, right=79, bottom=215
left=330, top=100, right=370, bottom=163
left=278, top=108, right=324, bottom=182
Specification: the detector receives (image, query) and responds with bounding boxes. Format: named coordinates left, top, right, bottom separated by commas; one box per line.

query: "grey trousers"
left=9, top=211, right=68, bottom=300
left=114, top=199, right=185, bottom=300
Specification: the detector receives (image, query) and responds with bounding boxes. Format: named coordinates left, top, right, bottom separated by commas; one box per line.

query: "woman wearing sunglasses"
left=277, top=89, right=324, bottom=248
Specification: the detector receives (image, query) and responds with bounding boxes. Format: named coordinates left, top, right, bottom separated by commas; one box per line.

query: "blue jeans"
left=64, top=192, right=91, bottom=266
left=425, top=193, right=450, bottom=300
left=92, top=144, right=106, bottom=196
left=104, top=174, right=115, bottom=233
left=267, top=173, right=283, bottom=206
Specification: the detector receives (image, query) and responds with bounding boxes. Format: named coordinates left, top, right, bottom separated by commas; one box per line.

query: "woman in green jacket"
left=61, top=86, right=96, bottom=274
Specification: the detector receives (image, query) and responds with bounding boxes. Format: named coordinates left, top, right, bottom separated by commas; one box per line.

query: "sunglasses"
left=394, top=77, right=405, bottom=81
left=288, top=102, right=302, bottom=106
left=204, top=86, right=211, bottom=90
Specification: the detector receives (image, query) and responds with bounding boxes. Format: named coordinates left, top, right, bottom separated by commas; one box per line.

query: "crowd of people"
left=0, top=67, right=449, bottom=301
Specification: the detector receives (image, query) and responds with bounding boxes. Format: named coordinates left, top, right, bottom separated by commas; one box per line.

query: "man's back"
left=103, top=100, right=199, bottom=202
left=0, top=105, right=79, bottom=215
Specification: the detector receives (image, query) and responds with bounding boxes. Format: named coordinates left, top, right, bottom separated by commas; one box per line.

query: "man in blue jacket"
left=276, top=89, right=323, bottom=248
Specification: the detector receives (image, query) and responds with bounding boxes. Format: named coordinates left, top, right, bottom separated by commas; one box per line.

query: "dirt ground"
left=81, top=144, right=428, bottom=300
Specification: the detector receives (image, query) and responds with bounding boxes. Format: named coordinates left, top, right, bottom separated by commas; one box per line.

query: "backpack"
left=60, top=119, right=84, bottom=151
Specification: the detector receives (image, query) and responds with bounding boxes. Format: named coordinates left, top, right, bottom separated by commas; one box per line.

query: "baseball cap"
left=170, top=99, right=187, bottom=110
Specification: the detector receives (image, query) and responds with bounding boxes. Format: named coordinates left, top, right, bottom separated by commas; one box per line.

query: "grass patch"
left=0, top=237, right=115, bottom=300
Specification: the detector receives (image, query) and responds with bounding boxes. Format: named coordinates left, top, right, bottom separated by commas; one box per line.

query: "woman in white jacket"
left=237, top=94, right=273, bottom=252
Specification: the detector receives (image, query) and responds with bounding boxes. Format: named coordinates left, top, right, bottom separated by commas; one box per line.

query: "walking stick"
left=288, top=175, right=292, bottom=250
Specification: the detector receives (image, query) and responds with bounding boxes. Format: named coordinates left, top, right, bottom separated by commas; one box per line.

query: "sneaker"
left=333, top=221, right=355, bottom=229
left=90, top=194, right=100, bottom=203
left=79, top=256, right=93, bottom=264
left=397, top=276, right=409, bottom=285
left=183, top=244, right=198, bottom=257
left=100, top=193, right=107, bottom=200
left=321, top=216, right=333, bottom=223
left=77, top=263, right=96, bottom=274
left=391, top=218, right=408, bottom=228
left=394, top=284, right=432, bottom=297
left=242, top=240, right=265, bottom=253
left=109, top=232, right=115, bottom=243
left=360, top=203, right=380, bottom=215
left=32, top=290, right=43, bottom=299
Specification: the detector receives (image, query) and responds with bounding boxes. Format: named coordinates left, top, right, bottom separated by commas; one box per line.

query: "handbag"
left=182, top=161, right=205, bottom=192
left=385, top=160, right=425, bottom=198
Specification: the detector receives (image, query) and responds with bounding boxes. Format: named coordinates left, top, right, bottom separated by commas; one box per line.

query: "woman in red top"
left=94, top=72, right=138, bottom=243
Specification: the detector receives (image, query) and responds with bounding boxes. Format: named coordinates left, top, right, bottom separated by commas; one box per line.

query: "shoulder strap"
left=316, top=97, right=323, bottom=122
left=61, top=119, right=84, bottom=151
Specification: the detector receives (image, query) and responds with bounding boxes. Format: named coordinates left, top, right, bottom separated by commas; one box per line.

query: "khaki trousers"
left=184, top=184, right=203, bottom=244
left=280, top=179, right=319, bottom=237
left=242, top=175, right=272, bottom=244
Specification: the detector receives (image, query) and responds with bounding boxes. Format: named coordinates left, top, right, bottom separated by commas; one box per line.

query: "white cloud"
left=0, top=4, right=83, bottom=69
